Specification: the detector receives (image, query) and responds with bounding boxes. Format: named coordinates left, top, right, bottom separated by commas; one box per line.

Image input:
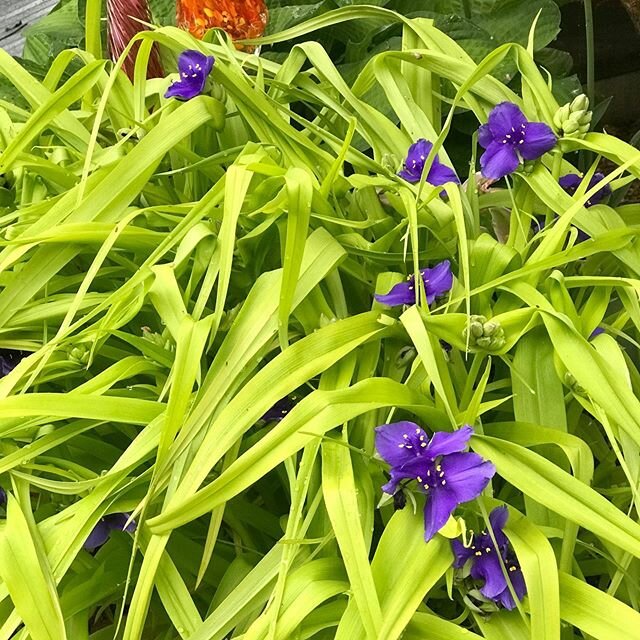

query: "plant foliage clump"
left=0, top=5, right=639, bottom=640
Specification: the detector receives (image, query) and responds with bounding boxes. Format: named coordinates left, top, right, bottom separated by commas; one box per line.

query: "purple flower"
left=375, top=422, right=495, bottom=541
left=452, top=506, right=527, bottom=610
left=399, top=139, right=460, bottom=186
left=84, top=513, right=136, bottom=551
left=261, top=397, right=295, bottom=422
left=0, top=349, right=28, bottom=377
left=0, top=486, right=6, bottom=508
left=165, top=50, right=215, bottom=101
left=478, top=103, right=556, bottom=180
left=559, top=173, right=611, bottom=208
left=375, top=260, right=453, bottom=307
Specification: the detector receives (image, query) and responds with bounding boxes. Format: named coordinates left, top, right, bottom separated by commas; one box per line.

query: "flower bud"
left=554, top=94, right=592, bottom=139
left=67, top=344, right=90, bottom=366
left=463, top=315, right=506, bottom=350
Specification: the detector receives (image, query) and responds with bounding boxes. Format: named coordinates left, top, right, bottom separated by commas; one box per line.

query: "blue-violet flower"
left=375, top=423, right=495, bottom=541
left=478, top=102, right=556, bottom=180
left=84, top=513, right=137, bottom=551
left=0, top=486, right=6, bottom=508
left=452, top=506, right=527, bottom=610
left=559, top=173, right=611, bottom=208
left=165, top=50, right=215, bottom=101
left=375, top=260, right=453, bottom=307
left=399, top=139, right=459, bottom=186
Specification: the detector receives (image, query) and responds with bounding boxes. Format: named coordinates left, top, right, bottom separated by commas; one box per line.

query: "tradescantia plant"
left=1, top=3, right=640, bottom=640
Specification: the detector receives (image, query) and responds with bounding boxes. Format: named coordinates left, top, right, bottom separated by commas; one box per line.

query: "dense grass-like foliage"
left=1, top=4, right=640, bottom=640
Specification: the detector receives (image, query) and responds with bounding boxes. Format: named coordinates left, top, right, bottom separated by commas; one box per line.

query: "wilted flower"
left=165, top=51, right=215, bottom=101
left=84, top=513, right=137, bottom=551
left=559, top=173, right=611, bottom=208
left=375, top=423, right=495, bottom=541
left=452, top=506, right=527, bottom=610
left=375, top=260, right=453, bottom=307
left=0, top=349, right=28, bottom=376
left=398, top=139, right=459, bottom=186
left=478, top=103, right=556, bottom=180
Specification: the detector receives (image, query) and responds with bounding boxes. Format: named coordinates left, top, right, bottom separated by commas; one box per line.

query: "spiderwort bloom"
left=452, top=506, right=527, bottom=610
left=399, top=139, right=460, bottom=186
left=478, top=103, right=556, bottom=180
left=559, top=173, right=611, bottom=207
left=375, top=260, right=453, bottom=307
left=590, top=327, right=605, bottom=339
left=165, top=50, right=215, bottom=101
left=375, top=423, right=495, bottom=541
left=0, top=486, right=6, bottom=508
left=84, top=513, right=136, bottom=551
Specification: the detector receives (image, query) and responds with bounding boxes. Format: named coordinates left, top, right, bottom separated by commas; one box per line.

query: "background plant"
left=0, top=3, right=639, bottom=640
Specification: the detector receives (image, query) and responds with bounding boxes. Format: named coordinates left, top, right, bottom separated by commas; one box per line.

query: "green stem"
left=583, top=0, right=595, bottom=107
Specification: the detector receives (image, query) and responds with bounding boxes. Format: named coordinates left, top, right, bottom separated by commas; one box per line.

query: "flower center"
left=502, top=123, right=526, bottom=146
left=416, top=461, right=447, bottom=490
left=397, top=427, right=428, bottom=454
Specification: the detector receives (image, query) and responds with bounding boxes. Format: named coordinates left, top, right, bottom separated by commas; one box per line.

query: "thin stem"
left=583, top=0, right=595, bottom=107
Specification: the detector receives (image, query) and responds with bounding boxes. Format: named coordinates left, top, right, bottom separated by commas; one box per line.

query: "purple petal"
left=425, top=425, right=473, bottom=459
left=84, top=520, right=111, bottom=551
left=488, top=505, right=509, bottom=549
left=375, top=421, right=430, bottom=468
left=0, top=349, right=28, bottom=377
left=521, top=122, right=557, bottom=160
left=590, top=327, right=605, bottom=339
left=105, top=513, right=137, bottom=534
left=452, top=538, right=474, bottom=568
left=442, top=452, right=496, bottom=503
left=375, top=280, right=416, bottom=307
left=495, top=563, right=527, bottom=609
left=423, top=487, right=459, bottom=541
left=558, top=174, right=581, bottom=192
left=398, top=167, right=422, bottom=183
left=178, top=50, right=215, bottom=77
left=478, top=123, right=494, bottom=149
left=165, top=77, right=206, bottom=101
left=381, top=464, right=424, bottom=495
left=480, top=142, right=519, bottom=180
left=487, top=103, right=527, bottom=139
left=471, top=552, right=508, bottom=599
left=427, top=160, right=460, bottom=187
left=421, top=260, right=453, bottom=304
left=0, top=486, right=6, bottom=508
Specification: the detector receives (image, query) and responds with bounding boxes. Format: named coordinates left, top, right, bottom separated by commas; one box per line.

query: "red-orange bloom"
left=177, top=0, right=268, bottom=42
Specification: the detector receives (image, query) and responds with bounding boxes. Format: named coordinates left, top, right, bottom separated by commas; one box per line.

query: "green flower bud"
left=563, top=371, right=585, bottom=395
left=463, top=315, right=506, bottom=350
left=67, top=344, right=90, bottom=366
left=554, top=94, right=592, bottom=139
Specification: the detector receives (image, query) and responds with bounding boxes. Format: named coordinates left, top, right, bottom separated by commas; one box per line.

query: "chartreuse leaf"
left=558, top=571, right=640, bottom=639
left=471, top=436, right=640, bottom=556
left=322, top=439, right=382, bottom=639
left=0, top=496, right=67, bottom=640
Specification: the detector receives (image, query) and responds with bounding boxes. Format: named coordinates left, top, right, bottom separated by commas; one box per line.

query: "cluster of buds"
left=563, top=371, right=586, bottom=396
left=553, top=94, right=592, bottom=139
left=66, top=344, right=91, bottom=366
left=464, top=315, right=506, bottom=350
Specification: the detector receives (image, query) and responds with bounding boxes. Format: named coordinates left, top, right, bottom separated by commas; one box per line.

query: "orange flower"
left=177, top=0, right=268, bottom=42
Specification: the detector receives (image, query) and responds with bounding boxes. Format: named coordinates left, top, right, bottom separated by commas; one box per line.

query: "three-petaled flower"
left=451, top=506, right=527, bottom=610
left=84, top=513, right=137, bottom=551
left=375, top=422, right=495, bottom=541
left=478, top=102, right=556, bottom=180
left=165, top=50, right=215, bottom=101
left=375, top=260, right=453, bottom=307
left=399, top=139, right=460, bottom=186
left=559, top=173, right=611, bottom=208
